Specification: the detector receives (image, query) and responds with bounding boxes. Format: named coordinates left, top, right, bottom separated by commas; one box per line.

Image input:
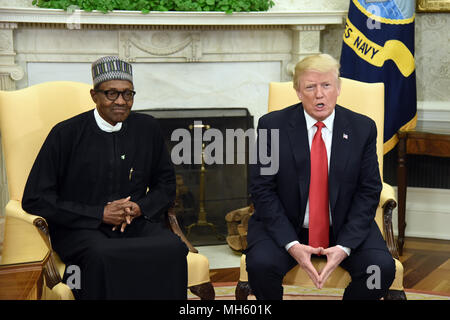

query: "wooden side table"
left=397, top=130, right=450, bottom=255
left=0, top=261, right=46, bottom=300
left=0, top=214, right=50, bottom=300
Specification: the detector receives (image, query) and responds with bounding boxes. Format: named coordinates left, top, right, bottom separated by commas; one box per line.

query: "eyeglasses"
left=95, top=89, right=136, bottom=102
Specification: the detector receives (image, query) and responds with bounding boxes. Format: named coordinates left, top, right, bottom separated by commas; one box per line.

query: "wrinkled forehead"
left=298, top=69, right=340, bottom=85
left=97, top=79, right=134, bottom=90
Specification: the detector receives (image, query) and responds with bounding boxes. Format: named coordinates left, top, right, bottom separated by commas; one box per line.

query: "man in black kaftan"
left=22, top=56, right=188, bottom=299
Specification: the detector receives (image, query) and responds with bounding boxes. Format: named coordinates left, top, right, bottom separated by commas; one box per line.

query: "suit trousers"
left=246, top=228, right=396, bottom=300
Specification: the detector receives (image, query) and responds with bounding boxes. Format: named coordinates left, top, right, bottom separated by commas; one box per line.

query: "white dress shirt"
left=285, top=109, right=351, bottom=256
left=94, top=108, right=122, bottom=133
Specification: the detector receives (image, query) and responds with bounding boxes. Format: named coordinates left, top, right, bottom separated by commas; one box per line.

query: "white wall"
left=27, top=61, right=281, bottom=124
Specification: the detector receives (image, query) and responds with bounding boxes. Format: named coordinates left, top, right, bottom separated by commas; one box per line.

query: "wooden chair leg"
left=189, top=282, right=215, bottom=300
left=235, top=281, right=252, bottom=300
left=384, top=289, right=407, bottom=300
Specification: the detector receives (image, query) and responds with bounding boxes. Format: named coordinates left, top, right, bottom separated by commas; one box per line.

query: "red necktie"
left=309, top=122, right=330, bottom=248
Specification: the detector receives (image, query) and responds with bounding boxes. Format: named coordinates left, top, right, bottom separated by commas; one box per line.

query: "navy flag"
left=340, top=0, right=417, bottom=153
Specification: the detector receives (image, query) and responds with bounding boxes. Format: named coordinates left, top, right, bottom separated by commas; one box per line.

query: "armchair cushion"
left=187, top=252, right=211, bottom=287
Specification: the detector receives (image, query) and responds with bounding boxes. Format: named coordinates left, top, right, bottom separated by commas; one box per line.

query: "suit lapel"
left=329, top=105, right=351, bottom=214
left=287, top=103, right=310, bottom=218
left=286, top=104, right=352, bottom=223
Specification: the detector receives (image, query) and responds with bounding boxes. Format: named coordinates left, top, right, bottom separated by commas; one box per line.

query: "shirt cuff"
left=285, top=240, right=300, bottom=251
left=337, top=245, right=351, bottom=256
left=286, top=242, right=350, bottom=256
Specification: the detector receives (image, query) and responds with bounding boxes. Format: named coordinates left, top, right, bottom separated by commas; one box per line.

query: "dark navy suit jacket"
left=247, top=103, right=386, bottom=253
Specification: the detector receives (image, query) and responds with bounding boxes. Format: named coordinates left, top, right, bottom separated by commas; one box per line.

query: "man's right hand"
left=102, top=196, right=131, bottom=226
left=287, top=243, right=323, bottom=289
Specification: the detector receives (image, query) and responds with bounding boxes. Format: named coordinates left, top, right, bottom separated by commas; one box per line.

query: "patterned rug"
left=188, top=283, right=450, bottom=300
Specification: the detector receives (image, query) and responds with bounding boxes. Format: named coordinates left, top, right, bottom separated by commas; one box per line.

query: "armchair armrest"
left=380, top=183, right=400, bottom=259
left=225, top=204, right=254, bottom=251
left=167, top=206, right=198, bottom=253
left=6, top=200, right=45, bottom=227
left=5, top=200, right=63, bottom=289
left=380, top=182, right=396, bottom=206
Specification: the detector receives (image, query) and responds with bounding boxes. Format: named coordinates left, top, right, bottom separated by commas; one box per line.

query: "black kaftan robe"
left=22, top=109, right=188, bottom=299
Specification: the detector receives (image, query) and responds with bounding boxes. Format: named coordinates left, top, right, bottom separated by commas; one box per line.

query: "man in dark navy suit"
left=246, top=54, right=395, bottom=300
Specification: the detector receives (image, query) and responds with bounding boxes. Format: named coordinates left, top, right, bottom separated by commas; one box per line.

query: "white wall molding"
left=1, top=6, right=347, bottom=124
left=392, top=187, right=450, bottom=240
left=0, top=7, right=347, bottom=89
left=416, top=101, right=450, bottom=133
left=0, top=7, right=346, bottom=27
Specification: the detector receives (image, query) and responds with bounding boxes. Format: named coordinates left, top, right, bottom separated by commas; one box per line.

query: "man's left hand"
left=112, top=200, right=142, bottom=232
left=126, top=200, right=142, bottom=219
left=318, top=246, right=348, bottom=288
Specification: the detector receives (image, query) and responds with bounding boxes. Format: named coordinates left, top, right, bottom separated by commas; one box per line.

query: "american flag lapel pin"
left=343, top=133, right=348, bottom=140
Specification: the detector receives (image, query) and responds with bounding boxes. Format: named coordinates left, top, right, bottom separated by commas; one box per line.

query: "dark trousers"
left=246, top=228, right=396, bottom=300
left=60, top=216, right=189, bottom=300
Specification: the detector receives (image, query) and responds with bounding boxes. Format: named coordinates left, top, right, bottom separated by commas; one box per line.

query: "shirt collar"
left=94, top=108, right=122, bottom=133
left=303, top=107, right=335, bottom=132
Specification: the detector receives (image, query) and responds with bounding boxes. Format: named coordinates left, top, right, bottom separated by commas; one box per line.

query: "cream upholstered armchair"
left=235, top=78, right=406, bottom=300
left=0, top=81, right=214, bottom=300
